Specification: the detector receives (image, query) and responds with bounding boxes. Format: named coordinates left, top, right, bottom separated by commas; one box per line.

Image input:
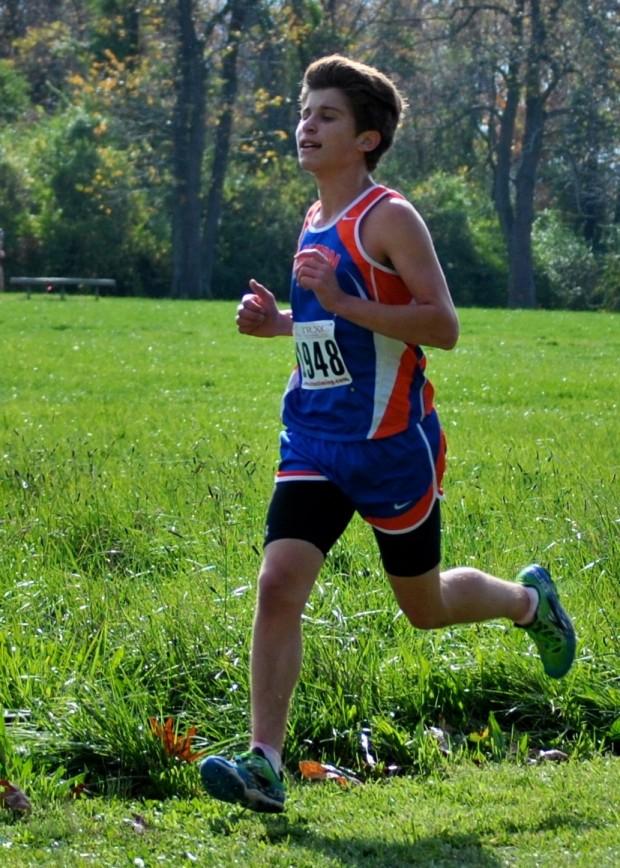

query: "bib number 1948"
left=293, top=320, right=352, bottom=390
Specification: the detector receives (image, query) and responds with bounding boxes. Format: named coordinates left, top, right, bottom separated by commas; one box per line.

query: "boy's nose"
left=301, top=116, right=317, bottom=133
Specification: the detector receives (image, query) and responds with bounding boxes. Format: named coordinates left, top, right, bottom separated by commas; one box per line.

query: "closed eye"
left=300, top=112, right=337, bottom=122
left=300, top=104, right=344, bottom=121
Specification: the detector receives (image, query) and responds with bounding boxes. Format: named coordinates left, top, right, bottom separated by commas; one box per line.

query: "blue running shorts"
left=264, top=412, right=446, bottom=576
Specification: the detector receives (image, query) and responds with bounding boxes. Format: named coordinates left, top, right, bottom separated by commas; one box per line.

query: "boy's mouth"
left=299, top=140, right=321, bottom=150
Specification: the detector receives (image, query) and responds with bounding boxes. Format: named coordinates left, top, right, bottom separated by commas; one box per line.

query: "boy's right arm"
left=236, top=279, right=293, bottom=338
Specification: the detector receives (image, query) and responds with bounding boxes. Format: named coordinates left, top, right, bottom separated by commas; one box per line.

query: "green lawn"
left=1, top=759, right=618, bottom=866
left=0, top=294, right=618, bottom=864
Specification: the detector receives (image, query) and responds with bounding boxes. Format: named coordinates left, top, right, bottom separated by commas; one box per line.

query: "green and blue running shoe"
left=200, top=747, right=285, bottom=813
left=517, top=564, right=576, bottom=678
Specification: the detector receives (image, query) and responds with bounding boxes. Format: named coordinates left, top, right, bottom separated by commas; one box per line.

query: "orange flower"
left=149, top=717, right=207, bottom=763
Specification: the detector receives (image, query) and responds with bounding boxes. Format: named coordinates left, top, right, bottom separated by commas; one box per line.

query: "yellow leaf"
left=299, top=760, right=361, bottom=787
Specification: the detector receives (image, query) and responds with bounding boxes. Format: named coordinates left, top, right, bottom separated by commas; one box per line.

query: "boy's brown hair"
left=301, top=55, right=404, bottom=170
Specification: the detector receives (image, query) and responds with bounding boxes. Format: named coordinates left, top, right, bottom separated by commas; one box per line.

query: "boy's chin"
left=297, top=155, right=320, bottom=174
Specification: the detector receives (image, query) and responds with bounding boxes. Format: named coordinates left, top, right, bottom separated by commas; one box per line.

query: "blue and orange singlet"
left=282, top=184, right=436, bottom=441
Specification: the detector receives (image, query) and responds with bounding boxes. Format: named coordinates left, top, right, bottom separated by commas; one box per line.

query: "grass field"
left=0, top=294, right=618, bottom=864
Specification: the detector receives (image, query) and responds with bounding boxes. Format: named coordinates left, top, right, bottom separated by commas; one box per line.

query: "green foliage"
left=33, top=110, right=133, bottom=286
left=12, top=20, right=82, bottom=110
left=0, top=712, right=86, bottom=805
left=0, top=107, right=169, bottom=293
left=214, top=156, right=315, bottom=299
left=533, top=210, right=601, bottom=310
left=85, top=0, right=141, bottom=63
left=410, top=172, right=508, bottom=307
left=0, top=156, right=31, bottom=267
left=592, top=228, right=620, bottom=312
left=0, top=59, right=30, bottom=121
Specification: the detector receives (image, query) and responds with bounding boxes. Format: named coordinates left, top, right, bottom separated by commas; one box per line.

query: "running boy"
left=200, top=55, right=576, bottom=813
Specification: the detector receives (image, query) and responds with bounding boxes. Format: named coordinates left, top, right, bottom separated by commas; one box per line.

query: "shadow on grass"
left=272, top=820, right=502, bottom=866
left=295, top=832, right=499, bottom=865
left=206, top=812, right=502, bottom=866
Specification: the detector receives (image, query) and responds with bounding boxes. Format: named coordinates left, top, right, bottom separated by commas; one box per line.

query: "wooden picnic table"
left=9, top=277, right=116, bottom=298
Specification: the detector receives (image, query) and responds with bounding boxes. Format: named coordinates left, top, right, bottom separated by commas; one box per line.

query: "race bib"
left=293, top=320, right=352, bottom=390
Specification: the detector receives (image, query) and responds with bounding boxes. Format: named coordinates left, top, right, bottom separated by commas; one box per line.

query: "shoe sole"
left=201, top=758, right=284, bottom=813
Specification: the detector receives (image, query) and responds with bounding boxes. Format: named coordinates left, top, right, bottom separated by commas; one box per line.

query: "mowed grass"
left=0, top=294, right=618, bottom=864
left=1, top=758, right=619, bottom=866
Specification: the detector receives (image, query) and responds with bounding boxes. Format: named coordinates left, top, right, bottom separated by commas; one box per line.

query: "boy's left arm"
left=294, top=198, right=459, bottom=350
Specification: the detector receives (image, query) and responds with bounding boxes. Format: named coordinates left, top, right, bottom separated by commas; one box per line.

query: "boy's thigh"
left=264, top=478, right=441, bottom=579
left=372, top=499, right=441, bottom=578
left=264, top=479, right=355, bottom=557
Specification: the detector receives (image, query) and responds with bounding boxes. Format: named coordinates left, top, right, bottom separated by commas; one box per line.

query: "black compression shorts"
left=264, top=480, right=441, bottom=577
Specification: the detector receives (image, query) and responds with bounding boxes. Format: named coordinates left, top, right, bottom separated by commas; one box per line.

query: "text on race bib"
left=293, top=320, right=352, bottom=390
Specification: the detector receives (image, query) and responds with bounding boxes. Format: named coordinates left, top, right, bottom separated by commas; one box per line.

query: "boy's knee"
left=256, top=565, right=306, bottom=617
left=401, top=606, right=448, bottom=630
left=256, top=540, right=323, bottom=618
left=390, top=566, right=447, bottom=630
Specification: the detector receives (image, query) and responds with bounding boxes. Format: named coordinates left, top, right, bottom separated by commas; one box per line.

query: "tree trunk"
left=507, top=0, right=545, bottom=308
left=508, top=207, right=537, bottom=308
left=201, top=0, right=249, bottom=299
left=489, top=0, right=548, bottom=308
left=492, top=62, right=520, bottom=256
left=171, top=0, right=206, bottom=299
left=508, top=94, right=544, bottom=308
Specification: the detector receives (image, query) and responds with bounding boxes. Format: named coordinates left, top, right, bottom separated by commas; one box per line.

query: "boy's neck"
left=313, top=168, right=375, bottom=226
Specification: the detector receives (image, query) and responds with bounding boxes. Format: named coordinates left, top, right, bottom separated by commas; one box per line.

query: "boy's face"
left=296, top=87, right=368, bottom=174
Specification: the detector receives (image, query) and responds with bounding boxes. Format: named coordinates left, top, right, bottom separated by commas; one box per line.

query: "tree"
left=370, top=0, right=618, bottom=307
left=447, top=0, right=614, bottom=307
left=170, top=0, right=208, bottom=299
left=171, top=0, right=254, bottom=299
left=540, top=0, right=619, bottom=254
left=201, top=0, right=251, bottom=298
left=489, top=0, right=549, bottom=308
left=2, top=0, right=616, bottom=305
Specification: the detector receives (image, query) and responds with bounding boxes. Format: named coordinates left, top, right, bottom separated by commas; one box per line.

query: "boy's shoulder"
left=350, top=184, right=418, bottom=224
left=361, top=188, right=433, bottom=262
left=365, top=189, right=424, bottom=233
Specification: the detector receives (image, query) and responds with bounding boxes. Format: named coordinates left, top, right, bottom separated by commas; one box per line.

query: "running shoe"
left=200, top=747, right=285, bottom=813
left=516, top=564, right=576, bottom=678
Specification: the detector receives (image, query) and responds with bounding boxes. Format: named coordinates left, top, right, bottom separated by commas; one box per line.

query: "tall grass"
left=0, top=295, right=618, bottom=797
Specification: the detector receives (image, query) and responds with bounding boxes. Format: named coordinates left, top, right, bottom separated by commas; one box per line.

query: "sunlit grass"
left=1, top=758, right=619, bottom=866
left=0, top=295, right=618, bottom=805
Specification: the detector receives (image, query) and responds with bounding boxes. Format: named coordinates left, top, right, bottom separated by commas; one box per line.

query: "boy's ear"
left=356, top=130, right=381, bottom=153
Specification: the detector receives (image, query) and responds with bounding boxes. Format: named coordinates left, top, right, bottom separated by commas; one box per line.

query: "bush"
left=0, top=60, right=30, bottom=122
left=592, top=227, right=620, bottom=311
left=0, top=157, right=32, bottom=273
left=533, top=209, right=600, bottom=309
left=3, top=108, right=169, bottom=294
left=409, top=172, right=508, bottom=306
left=214, top=165, right=510, bottom=306
left=213, top=156, right=314, bottom=299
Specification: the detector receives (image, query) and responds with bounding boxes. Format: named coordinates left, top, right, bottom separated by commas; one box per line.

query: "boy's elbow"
left=443, top=325, right=459, bottom=350
left=438, top=312, right=459, bottom=350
